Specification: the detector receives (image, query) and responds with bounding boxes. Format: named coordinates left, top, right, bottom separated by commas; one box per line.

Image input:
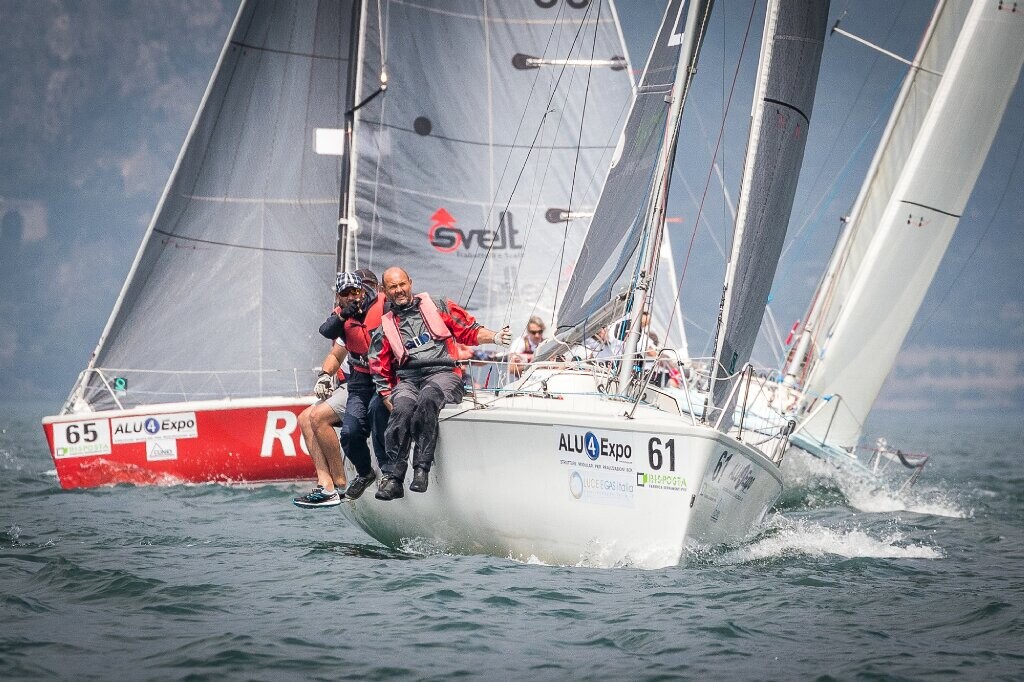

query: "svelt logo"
left=428, top=208, right=522, bottom=253
left=558, top=430, right=632, bottom=462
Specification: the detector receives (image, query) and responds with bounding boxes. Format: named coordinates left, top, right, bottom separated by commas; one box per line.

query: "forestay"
left=68, top=1, right=357, bottom=413
left=794, top=0, right=1024, bottom=449
left=351, top=0, right=634, bottom=330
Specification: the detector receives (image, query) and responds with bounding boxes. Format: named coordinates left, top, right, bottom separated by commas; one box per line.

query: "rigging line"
left=454, top=0, right=571, bottom=305
left=498, top=88, right=571, bottom=325
left=779, top=2, right=909, bottom=263
left=663, top=1, right=758, bottom=352
left=779, top=78, right=901, bottom=262
left=463, top=1, right=598, bottom=307
left=552, top=0, right=602, bottom=331
left=499, top=5, right=604, bottom=328
left=366, top=0, right=391, bottom=272
left=152, top=228, right=333, bottom=256
left=770, top=78, right=903, bottom=331
left=345, top=87, right=385, bottom=116
left=229, top=41, right=346, bottom=62
left=907, top=125, right=1024, bottom=345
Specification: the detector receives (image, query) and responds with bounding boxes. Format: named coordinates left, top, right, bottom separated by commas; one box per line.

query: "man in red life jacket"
left=372, top=266, right=511, bottom=500
left=293, top=269, right=387, bottom=507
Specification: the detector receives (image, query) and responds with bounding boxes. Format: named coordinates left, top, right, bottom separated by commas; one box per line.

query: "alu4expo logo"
left=428, top=208, right=522, bottom=253
left=558, top=430, right=633, bottom=462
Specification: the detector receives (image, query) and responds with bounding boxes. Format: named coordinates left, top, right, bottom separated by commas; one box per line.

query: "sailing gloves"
left=492, top=325, right=513, bottom=348
left=314, top=371, right=334, bottom=400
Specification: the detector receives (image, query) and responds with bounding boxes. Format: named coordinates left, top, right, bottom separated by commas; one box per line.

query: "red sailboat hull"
left=42, top=397, right=318, bottom=489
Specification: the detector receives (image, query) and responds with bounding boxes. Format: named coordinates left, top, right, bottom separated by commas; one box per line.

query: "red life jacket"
left=381, top=293, right=452, bottom=366
left=342, top=293, right=385, bottom=372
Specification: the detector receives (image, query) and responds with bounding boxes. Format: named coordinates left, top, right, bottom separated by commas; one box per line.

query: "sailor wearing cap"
left=293, top=269, right=388, bottom=507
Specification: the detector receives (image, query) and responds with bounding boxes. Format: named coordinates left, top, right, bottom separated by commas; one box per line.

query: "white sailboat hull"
left=342, top=372, right=782, bottom=569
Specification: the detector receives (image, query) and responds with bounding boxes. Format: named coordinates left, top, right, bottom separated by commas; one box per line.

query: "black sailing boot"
left=375, top=475, right=404, bottom=501
left=409, top=467, right=429, bottom=493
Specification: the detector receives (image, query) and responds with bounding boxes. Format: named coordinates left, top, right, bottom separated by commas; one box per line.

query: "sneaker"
left=409, top=467, right=429, bottom=493
left=292, top=486, right=341, bottom=509
left=342, top=470, right=377, bottom=500
left=375, top=475, right=404, bottom=501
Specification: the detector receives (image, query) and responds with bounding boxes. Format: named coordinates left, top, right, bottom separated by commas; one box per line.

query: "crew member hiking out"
left=372, top=267, right=511, bottom=500
left=293, top=269, right=388, bottom=508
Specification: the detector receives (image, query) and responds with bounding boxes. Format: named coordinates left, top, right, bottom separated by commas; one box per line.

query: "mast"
left=336, top=0, right=366, bottom=273
left=616, top=0, right=714, bottom=392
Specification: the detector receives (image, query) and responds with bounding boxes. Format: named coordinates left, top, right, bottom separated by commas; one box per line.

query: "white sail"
left=793, top=0, right=1024, bottom=449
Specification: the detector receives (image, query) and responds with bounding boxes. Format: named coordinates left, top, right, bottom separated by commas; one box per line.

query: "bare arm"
left=322, top=343, right=348, bottom=375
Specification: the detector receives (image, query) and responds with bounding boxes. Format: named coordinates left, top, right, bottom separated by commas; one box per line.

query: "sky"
left=0, top=0, right=1022, bottom=417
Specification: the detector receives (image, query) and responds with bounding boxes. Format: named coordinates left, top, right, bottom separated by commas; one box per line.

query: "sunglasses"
left=527, top=328, right=544, bottom=335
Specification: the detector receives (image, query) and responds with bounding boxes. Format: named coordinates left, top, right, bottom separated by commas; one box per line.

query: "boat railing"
left=64, top=366, right=319, bottom=414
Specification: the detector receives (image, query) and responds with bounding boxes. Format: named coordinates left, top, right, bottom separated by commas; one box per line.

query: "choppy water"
left=2, top=409, right=1022, bottom=680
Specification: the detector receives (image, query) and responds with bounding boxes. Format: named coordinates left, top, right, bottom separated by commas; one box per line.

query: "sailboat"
left=743, top=0, right=1024, bottom=486
left=340, top=0, right=831, bottom=568
left=41, top=0, right=634, bottom=488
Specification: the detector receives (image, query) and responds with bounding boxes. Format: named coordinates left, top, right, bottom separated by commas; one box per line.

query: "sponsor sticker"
left=52, top=419, right=111, bottom=458
left=567, top=469, right=634, bottom=508
left=709, top=449, right=757, bottom=500
left=112, top=412, right=198, bottom=444
left=146, top=439, right=178, bottom=461
left=555, top=426, right=634, bottom=471
left=636, top=471, right=687, bottom=492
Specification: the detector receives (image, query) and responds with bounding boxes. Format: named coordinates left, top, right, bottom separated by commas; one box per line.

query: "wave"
left=779, top=451, right=970, bottom=518
left=709, top=515, right=944, bottom=564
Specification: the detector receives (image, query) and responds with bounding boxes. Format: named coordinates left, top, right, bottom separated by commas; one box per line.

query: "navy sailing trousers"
left=382, top=371, right=465, bottom=480
left=340, top=370, right=389, bottom=476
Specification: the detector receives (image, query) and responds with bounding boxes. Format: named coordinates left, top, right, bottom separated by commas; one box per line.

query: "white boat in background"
left=343, top=0, right=832, bottom=568
left=742, top=0, right=1024, bottom=488
left=41, top=0, right=634, bottom=488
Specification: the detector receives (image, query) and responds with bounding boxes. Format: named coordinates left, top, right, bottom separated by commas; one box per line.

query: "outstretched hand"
left=492, top=325, right=512, bottom=348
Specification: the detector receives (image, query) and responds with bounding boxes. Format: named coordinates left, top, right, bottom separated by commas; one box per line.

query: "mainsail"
left=64, top=0, right=635, bottom=414
left=68, top=1, right=356, bottom=413
left=707, top=0, right=830, bottom=426
left=351, top=0, right=633, bottom=330
left=789, top=0, right=1024, bottom=449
